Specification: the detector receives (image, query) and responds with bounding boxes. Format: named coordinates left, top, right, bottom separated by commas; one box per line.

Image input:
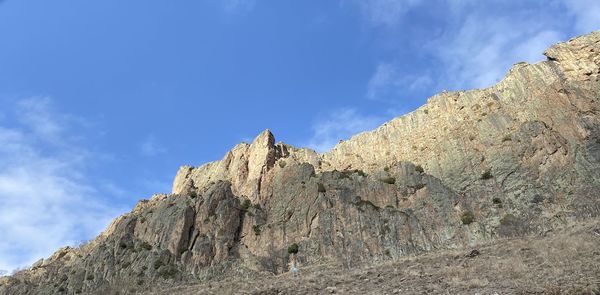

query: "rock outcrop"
left=1, top=31, right=599, bottom=295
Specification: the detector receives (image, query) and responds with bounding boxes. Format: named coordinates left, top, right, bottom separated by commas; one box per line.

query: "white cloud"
left=362, top=1, right=571, bottom=99
left=315, top=0, right=597, bottom=150
left=367, top=63, right=433, bottom=101
left=15, top=97, right=64, bottom=143
left=428, top=13, right=565, bottom=90
left=343, top=0, right=422, bottom=27
left=306, top=108, right=385, bottom=152
left=367, top=63, right=398, bottom=100
left=140, top=135, right=167, bottom=157
left=513, top=30, right=564, bottom=63
left=563, top=0, right=600, bottom=34
left=222, top=0, right=256, bottom=15
left=0, top=97, right=119, bottom=273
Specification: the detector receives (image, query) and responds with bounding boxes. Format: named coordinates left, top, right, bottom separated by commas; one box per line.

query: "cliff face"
left=2, top=31, right=600, bottom=295
left=323, top=35, right=600, bottom=194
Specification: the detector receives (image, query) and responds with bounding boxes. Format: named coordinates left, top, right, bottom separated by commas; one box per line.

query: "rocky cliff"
left=1, top=31, right=599, bottom=295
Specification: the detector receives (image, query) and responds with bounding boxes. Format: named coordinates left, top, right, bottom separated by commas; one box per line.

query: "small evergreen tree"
left=287, top=243, right=299, bottom=255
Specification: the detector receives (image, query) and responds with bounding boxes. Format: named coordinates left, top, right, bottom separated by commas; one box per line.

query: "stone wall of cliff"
left=2, top=31, right=599, bottom=295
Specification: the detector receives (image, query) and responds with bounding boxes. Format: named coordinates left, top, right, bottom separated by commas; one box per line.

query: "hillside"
left=159, top=220, right=600, bottom=294
left=1, top=30, right=599, bottom=295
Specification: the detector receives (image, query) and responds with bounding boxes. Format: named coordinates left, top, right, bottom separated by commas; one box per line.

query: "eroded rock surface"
left=1, top=31, right=599, bottom=295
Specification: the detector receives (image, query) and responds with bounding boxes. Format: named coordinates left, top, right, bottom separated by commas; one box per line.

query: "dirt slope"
left=164, top=221, right=600, bottom=295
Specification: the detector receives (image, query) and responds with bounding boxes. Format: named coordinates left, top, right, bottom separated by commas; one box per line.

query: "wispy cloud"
left=0, top=97, right=119, bottom=273
left=342, top=0, right=422, bottom=27
left=221, top=0, right=256, bottom=15
left=564, top=0, right=600, bottom=34
left=367, top=63, right=399, bottom=101
left=313, top=0, right=596, bottom=149
left=358, top=1, right=585, bottom=99
left=367, top=63, right=433, bottom=101
left=306, top=108, right=385, bottom=152
left=428, top=14, right=564, bottom=90
left=140, top=135, right=167, bottom=157
left=14, top=97, right=77, bottom=146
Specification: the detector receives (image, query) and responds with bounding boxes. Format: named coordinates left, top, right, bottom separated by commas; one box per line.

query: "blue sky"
left=0, top=0, right=599, bottom=273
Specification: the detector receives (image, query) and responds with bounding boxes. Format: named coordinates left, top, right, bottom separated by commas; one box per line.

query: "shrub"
left=498, top=213, right=524, bottom=237
left=157, top=265, right=178, bottom=278
left=152, top=259, right=163, bottom=270
left=461, top=211, right=475, bottom=225
left=241, top=199, right=252, bottom=211
left=469, top=135, right=476, bottom=141
left=189, top=191, right=198, bottom=199
left=287, top=243, right=299, bottom=254
left=317, top=183, right=326, bottom=193
left=492, top=197, right=502, bottom=205
left=354, top=169, right=367, bottom=177
left=531, top=194, right=544, bottom=204
left=481, top=170, right=493, bottom=180
left=502, top=135, right=512, bottom=142
left=118, top=241, right=129, bottom=249
left=380, top=224, right=391, bottom=235
left=500, top=214, right=517, bottom=226
left=380, top=177, right=396, bottom=184
left=86, top=274, right=94, bottom=281
left=278, top=160, right=287, bottom=168
left=253, top=225, right=262, bottom=236
left=415, top=165, right=424, bottom=174
left=355, top=199, right=379, bottom=211
left=140, top=241, right=152, bottom=251
left=338, top=171, right=351, bottom=179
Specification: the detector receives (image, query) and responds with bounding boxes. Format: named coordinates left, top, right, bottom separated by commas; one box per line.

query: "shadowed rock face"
left=2, top=31, right=600, bottom=295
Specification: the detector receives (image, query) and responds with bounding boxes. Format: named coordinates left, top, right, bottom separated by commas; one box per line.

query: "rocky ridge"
left=1, top=31, right=599, bottom=295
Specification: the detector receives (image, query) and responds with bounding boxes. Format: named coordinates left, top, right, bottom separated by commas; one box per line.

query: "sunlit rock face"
left=2, top=31, right=599, bottom=295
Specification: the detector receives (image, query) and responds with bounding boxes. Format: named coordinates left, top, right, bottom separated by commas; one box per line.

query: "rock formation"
left=1, top=31, right=599, bottom=295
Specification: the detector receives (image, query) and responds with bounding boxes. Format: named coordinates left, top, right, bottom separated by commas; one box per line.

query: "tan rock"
left=3, top=30, right=600, bottom=295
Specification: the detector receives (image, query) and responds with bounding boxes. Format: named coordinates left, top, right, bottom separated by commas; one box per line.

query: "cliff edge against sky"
left=1, top=30, right=599, bottom=295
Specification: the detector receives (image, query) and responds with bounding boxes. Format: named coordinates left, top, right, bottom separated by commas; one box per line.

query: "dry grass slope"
left=160, top=221, right=600, bottom=295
